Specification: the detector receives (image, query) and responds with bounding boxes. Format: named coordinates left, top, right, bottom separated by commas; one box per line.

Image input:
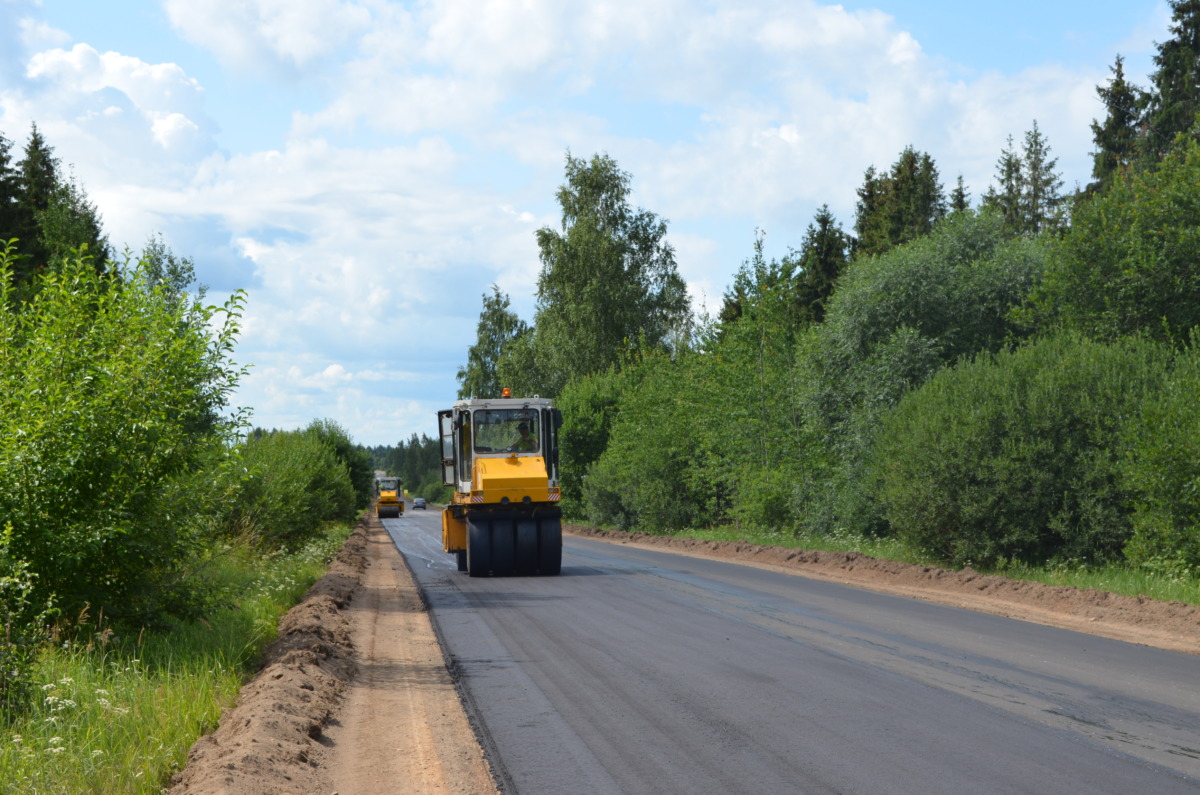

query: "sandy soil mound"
left=168, top=516, right=370, bottom=795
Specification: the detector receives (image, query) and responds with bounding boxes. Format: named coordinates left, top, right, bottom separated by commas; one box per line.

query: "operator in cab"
left=510, top=421, right=539, bottom=452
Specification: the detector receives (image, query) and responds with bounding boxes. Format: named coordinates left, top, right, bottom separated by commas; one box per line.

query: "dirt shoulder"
left=169, top=516, right=1200, bottom=794
left=169, top=514, right=496, bottom=795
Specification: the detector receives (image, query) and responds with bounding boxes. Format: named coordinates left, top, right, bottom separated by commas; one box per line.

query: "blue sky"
left=0, top=0, right=1173, bottom=446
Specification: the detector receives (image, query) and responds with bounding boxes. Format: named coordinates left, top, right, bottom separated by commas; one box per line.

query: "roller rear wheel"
left=515, top=518, right=539, bottom=575
left=467, top=517, right=492, bottom=577
left=538, top=517, right=562, bottom=575
left=491, top=518, right=516, bottom=575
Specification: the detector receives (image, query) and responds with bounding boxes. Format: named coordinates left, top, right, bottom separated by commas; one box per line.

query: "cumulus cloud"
left=163, top=0, right=372, bottom=73
left=290, top=0, right=1103, bottom=228
left=11, top=42, right=215, bottom=185
left=19, top=17, right=71, bottom=50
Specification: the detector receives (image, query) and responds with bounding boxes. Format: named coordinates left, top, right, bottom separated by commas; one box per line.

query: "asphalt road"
left=384, top=510, right=1200, bottom=794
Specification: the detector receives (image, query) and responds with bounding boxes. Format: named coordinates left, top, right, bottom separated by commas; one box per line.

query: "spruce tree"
left=1089, top=55, right=1144, bottom=192
left=18, top=123, right=57, bottom=222
left=852, top=165, right=889, bottom=257
left=853, top=148, right=945, bottom=258
left=718, top=283, right=746, bottom=325
left=795, top=205, right=849, bottom=324
left=14, top=123, right=59, bottom=280
left=981, top=135, right=1023, bottom=230
left=40, top=171, right=111, bottom=274
left=949, top=175, right=971, bottom=212
left=891, top=147, right=946, bottom=243
left=982, top=123, right=1064, bottom=235
left=1020, top=121, right=1064, bottom=235
left=0, top=133, right=20, bottom=241
left=1142, top=0, right=1200, bottom=159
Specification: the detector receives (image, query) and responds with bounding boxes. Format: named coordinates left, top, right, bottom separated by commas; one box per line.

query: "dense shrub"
left=1122, top=334, right=1200, bottom=573
left=556, top=366, right=629, bottom=512
left=410, top=476, right=453, bottom=504
left=875, top=333, right=1170, bottom=567
left=700, top=269, right=809, bottom=531
left=305, top=419, right=375, bottom=509
left=0, top=245, right=245, bottom=624
left=582, top=350, right=707, bottom=532
left=1025, top=139, right=1200, bottom=343
left=229, top=429, right=356, bottom=549
left=796, top=210, right=1046, bottom=535
left=0, top=523, right=54, bottom=717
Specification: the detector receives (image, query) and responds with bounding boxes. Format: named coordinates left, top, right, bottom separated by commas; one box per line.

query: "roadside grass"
left=627, top=524, right=1200, bottom=607
left=0, top=521, right=353, bottom=794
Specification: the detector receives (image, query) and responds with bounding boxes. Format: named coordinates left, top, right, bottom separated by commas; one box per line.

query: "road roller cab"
left=438, top=392, right=562, bottom=576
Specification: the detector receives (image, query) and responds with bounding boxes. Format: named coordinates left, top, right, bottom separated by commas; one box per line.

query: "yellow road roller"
left=376, top=476, right=404, bottom=519
left=438, top=392, right=562, bottom=576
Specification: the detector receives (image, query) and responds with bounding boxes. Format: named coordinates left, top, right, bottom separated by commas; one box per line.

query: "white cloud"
left=14, top=43, right=213, bottom=181
left=1, top=41, right=217, bottom=251
left=163, top=0, right=372, bottom=73
left=26, top=44, right=206, bottom=118
left=151, top=111, right=201, bottom=151
left=19, top=17, right=71, bottom=50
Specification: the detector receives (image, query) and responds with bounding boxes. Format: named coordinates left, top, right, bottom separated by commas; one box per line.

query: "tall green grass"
left=0, top=522, right=352, bottom=794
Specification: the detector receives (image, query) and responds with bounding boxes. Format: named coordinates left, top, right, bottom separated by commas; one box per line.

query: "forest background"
left=449, top=4, right=1200, bottom=581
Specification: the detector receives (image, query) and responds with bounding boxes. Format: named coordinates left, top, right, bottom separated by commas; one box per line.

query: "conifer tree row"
left=852, top=146, right=945, bottom=258
left=1089, top=1, right=1200, bottom=185
left=0, top=123, right=111, bottom=292
left=981, top=121, right=1064, bottom=236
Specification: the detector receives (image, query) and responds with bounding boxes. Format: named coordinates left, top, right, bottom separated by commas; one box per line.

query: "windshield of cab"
left=472, top=408, right=540, bottom=453
left=378, top=478, right=399, bottom=491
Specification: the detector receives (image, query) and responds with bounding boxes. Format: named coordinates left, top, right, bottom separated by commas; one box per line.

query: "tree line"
left=0, top=126, right=381, bottom=716
left=0, top=123, right=110, bottom=295
left=457, top=0, right=1200, bottom=577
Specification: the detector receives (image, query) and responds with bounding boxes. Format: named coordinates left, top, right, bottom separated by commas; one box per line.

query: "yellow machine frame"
left=438, top=395, right=562, bottom=576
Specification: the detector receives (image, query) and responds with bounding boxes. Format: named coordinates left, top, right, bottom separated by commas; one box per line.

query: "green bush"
left=0, top=523, right=54, bottom=718
left=410, top=476, right=452, bottom=505
left=0, top=244, right=245, bottom=625
left=305, top=418, right=375, bottom=509
left=556, top=366, right=629, bottom=512
left=1122, top=333, right=1200, bottom=572
left=875, top=332, right=1170, bottom=567
left=700, top=271, right=809, bottom=531
left=582, top=350, right=705, bottom=532
left=228, top=429, right=355, bottom=549
left=1026, top=139, right=1200, bottom=343
left=796, top=211, right=1046, bottom=536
